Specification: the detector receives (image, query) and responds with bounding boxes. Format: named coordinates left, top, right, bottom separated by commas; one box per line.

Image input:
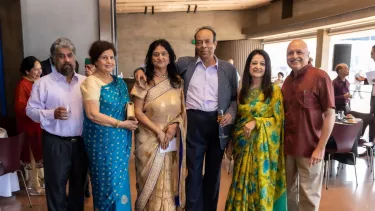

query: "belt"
left=44, top=130, right=82, bottom=143
left=187, top=109, right=217, bottom=116
left=60, top=136, right=82, bottom=143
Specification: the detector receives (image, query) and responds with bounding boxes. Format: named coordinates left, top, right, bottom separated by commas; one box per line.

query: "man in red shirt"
left=282, top=39, right=336, bottom=211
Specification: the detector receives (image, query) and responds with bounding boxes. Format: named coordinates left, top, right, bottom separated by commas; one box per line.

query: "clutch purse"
left=126, top=102, right=136, bottom=120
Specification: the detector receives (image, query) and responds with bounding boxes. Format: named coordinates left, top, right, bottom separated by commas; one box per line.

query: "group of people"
left=132, top=27, right=332, bottom=211
left=132, top=28, right=336, bottom=211
left=15, top=26, right=375, bottom=211
left=16, top=36, right=185, bottom=211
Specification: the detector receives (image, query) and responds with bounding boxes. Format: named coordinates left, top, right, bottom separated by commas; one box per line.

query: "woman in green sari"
left=226, top=49, right=286, bottom=211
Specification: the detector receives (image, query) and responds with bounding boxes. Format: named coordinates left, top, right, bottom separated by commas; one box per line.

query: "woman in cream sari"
left=131, top=39, right=186, bottom=211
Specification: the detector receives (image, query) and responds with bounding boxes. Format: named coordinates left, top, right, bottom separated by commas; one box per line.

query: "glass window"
left=329, top=29, right=375, bottom=113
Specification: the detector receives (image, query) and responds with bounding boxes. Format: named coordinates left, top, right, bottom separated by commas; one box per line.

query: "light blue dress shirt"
left=186, top=56, right=219, bottom=111
left=26, top=70, right=86, bottom=137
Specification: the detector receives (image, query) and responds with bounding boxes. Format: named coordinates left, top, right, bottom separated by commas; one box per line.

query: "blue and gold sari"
left=83, top=76, right=132, bottom=211
left=226, top=84, right=286, bottom=211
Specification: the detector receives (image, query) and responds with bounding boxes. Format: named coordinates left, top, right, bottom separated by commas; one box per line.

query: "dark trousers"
left=186, top=110, right=224, bottom=211
left=42, top=130, right=88, bottom=211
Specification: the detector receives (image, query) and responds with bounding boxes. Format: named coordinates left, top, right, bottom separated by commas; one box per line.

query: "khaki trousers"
left=286, top=155, right=324, bottom=211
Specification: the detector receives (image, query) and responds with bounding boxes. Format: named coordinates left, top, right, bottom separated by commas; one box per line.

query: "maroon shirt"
left=332, top=76, right=350, bottom=109
left=282, top=64, right=335, bottom=158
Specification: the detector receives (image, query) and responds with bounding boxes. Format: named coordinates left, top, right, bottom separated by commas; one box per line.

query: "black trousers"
left=42, top=130, right=88, bottom=211
left=186, top=110, right=224, bottom=211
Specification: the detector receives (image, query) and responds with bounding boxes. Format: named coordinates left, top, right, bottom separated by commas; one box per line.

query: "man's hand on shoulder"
left=135, top=69, right=147, bottom=82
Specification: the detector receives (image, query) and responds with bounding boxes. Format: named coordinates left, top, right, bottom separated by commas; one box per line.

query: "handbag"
left=126, top=102, right=136, bottom=120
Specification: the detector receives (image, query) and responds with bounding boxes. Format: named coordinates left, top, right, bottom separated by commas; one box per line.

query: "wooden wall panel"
left=0, top=0, right=23, bottom=116
left=215, top=39, right=263, bottom=78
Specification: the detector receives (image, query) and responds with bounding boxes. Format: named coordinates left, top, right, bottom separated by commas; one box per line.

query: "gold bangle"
left=115, top=120, right=120, bottom=128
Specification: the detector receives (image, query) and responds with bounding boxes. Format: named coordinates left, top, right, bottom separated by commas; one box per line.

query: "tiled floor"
left=0, top=156, right=374, bottom=211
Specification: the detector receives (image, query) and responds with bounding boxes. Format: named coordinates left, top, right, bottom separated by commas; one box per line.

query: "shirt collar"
left=51, top=70, right=79, bottom=83
left=51, top=64, right=57, bottom=73
left=335, top=76, right=348, bottom=83
left=196, top=55, right=219, bottom=69
left=290, top=63, right=311, bottom=79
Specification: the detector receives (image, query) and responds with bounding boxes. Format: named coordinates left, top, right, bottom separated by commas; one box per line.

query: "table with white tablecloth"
left=0, top=127, right=20, bottom=197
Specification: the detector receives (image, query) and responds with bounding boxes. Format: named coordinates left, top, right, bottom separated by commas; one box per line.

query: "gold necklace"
left=154, top=73, right=168, bottom=78
left=94, top=72, right=112, bottom=83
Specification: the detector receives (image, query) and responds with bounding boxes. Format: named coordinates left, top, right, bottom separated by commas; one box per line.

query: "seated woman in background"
left=14, top=56, right=45, bottom=195
left=131, top=39, right=186, bottom=211
left=274, top=71, right=284, bottom=87
left=332, top=63, right=351, bottom=114
left=81, top=41, right=138, bottom=210
left=226, top=49, right=286, bottom=211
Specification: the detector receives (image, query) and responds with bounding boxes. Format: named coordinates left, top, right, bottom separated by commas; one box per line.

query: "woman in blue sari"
left=81, top=41, right=138, bottom=211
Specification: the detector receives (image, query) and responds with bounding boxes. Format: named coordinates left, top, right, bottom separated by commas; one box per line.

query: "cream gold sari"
left=131, top=79, right=187, bottom=211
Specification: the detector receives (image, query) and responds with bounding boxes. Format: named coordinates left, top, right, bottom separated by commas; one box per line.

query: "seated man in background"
left=332, top=63, right=351, bottom=114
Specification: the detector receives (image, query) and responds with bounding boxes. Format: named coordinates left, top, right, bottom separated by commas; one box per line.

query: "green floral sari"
left=226, top=84, right=286, bottom=211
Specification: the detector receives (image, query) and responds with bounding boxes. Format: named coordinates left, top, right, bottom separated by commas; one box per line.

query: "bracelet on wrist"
left=115, top=120, right=120, bottom=128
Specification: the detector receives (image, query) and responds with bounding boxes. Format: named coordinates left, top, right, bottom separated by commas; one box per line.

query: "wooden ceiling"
left=116, top=0, right=272, bottom=14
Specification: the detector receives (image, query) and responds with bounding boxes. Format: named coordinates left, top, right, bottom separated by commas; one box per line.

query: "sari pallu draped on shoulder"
left=83, top=77, right=132, bottom=211
left=226, top=84, right=287, bottom=211
left=131, top=79, right=187, bottom=211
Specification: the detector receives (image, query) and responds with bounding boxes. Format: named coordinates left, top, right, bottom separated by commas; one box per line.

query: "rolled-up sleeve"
left=26, top=80, right=55, bottom=124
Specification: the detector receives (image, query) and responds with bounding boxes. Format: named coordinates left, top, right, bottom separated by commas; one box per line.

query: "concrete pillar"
left=99, top=0, right=117, bottom=74
left=315, top=29, right=330, bottom=71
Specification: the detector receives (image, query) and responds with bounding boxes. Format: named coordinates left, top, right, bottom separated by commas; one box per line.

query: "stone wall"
left=116, top=10, right=251, bottom=76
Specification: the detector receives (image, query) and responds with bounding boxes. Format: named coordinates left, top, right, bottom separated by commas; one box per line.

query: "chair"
left=347, top=111, right=375, bottom=180
left=0, top=132, right=32, bottom=207
left=325, top=122, right=362, bottom=189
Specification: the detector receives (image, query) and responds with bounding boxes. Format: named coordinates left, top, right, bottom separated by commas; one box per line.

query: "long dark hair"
left=145, top=39, right=182, bottom=88
left=239, top=49, right=273, bottom=104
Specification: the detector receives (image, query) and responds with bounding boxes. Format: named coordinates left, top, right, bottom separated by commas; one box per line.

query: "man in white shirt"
left=353, top=70, right=365, bottom=99
left=356, top=45, right=375, bottom=138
